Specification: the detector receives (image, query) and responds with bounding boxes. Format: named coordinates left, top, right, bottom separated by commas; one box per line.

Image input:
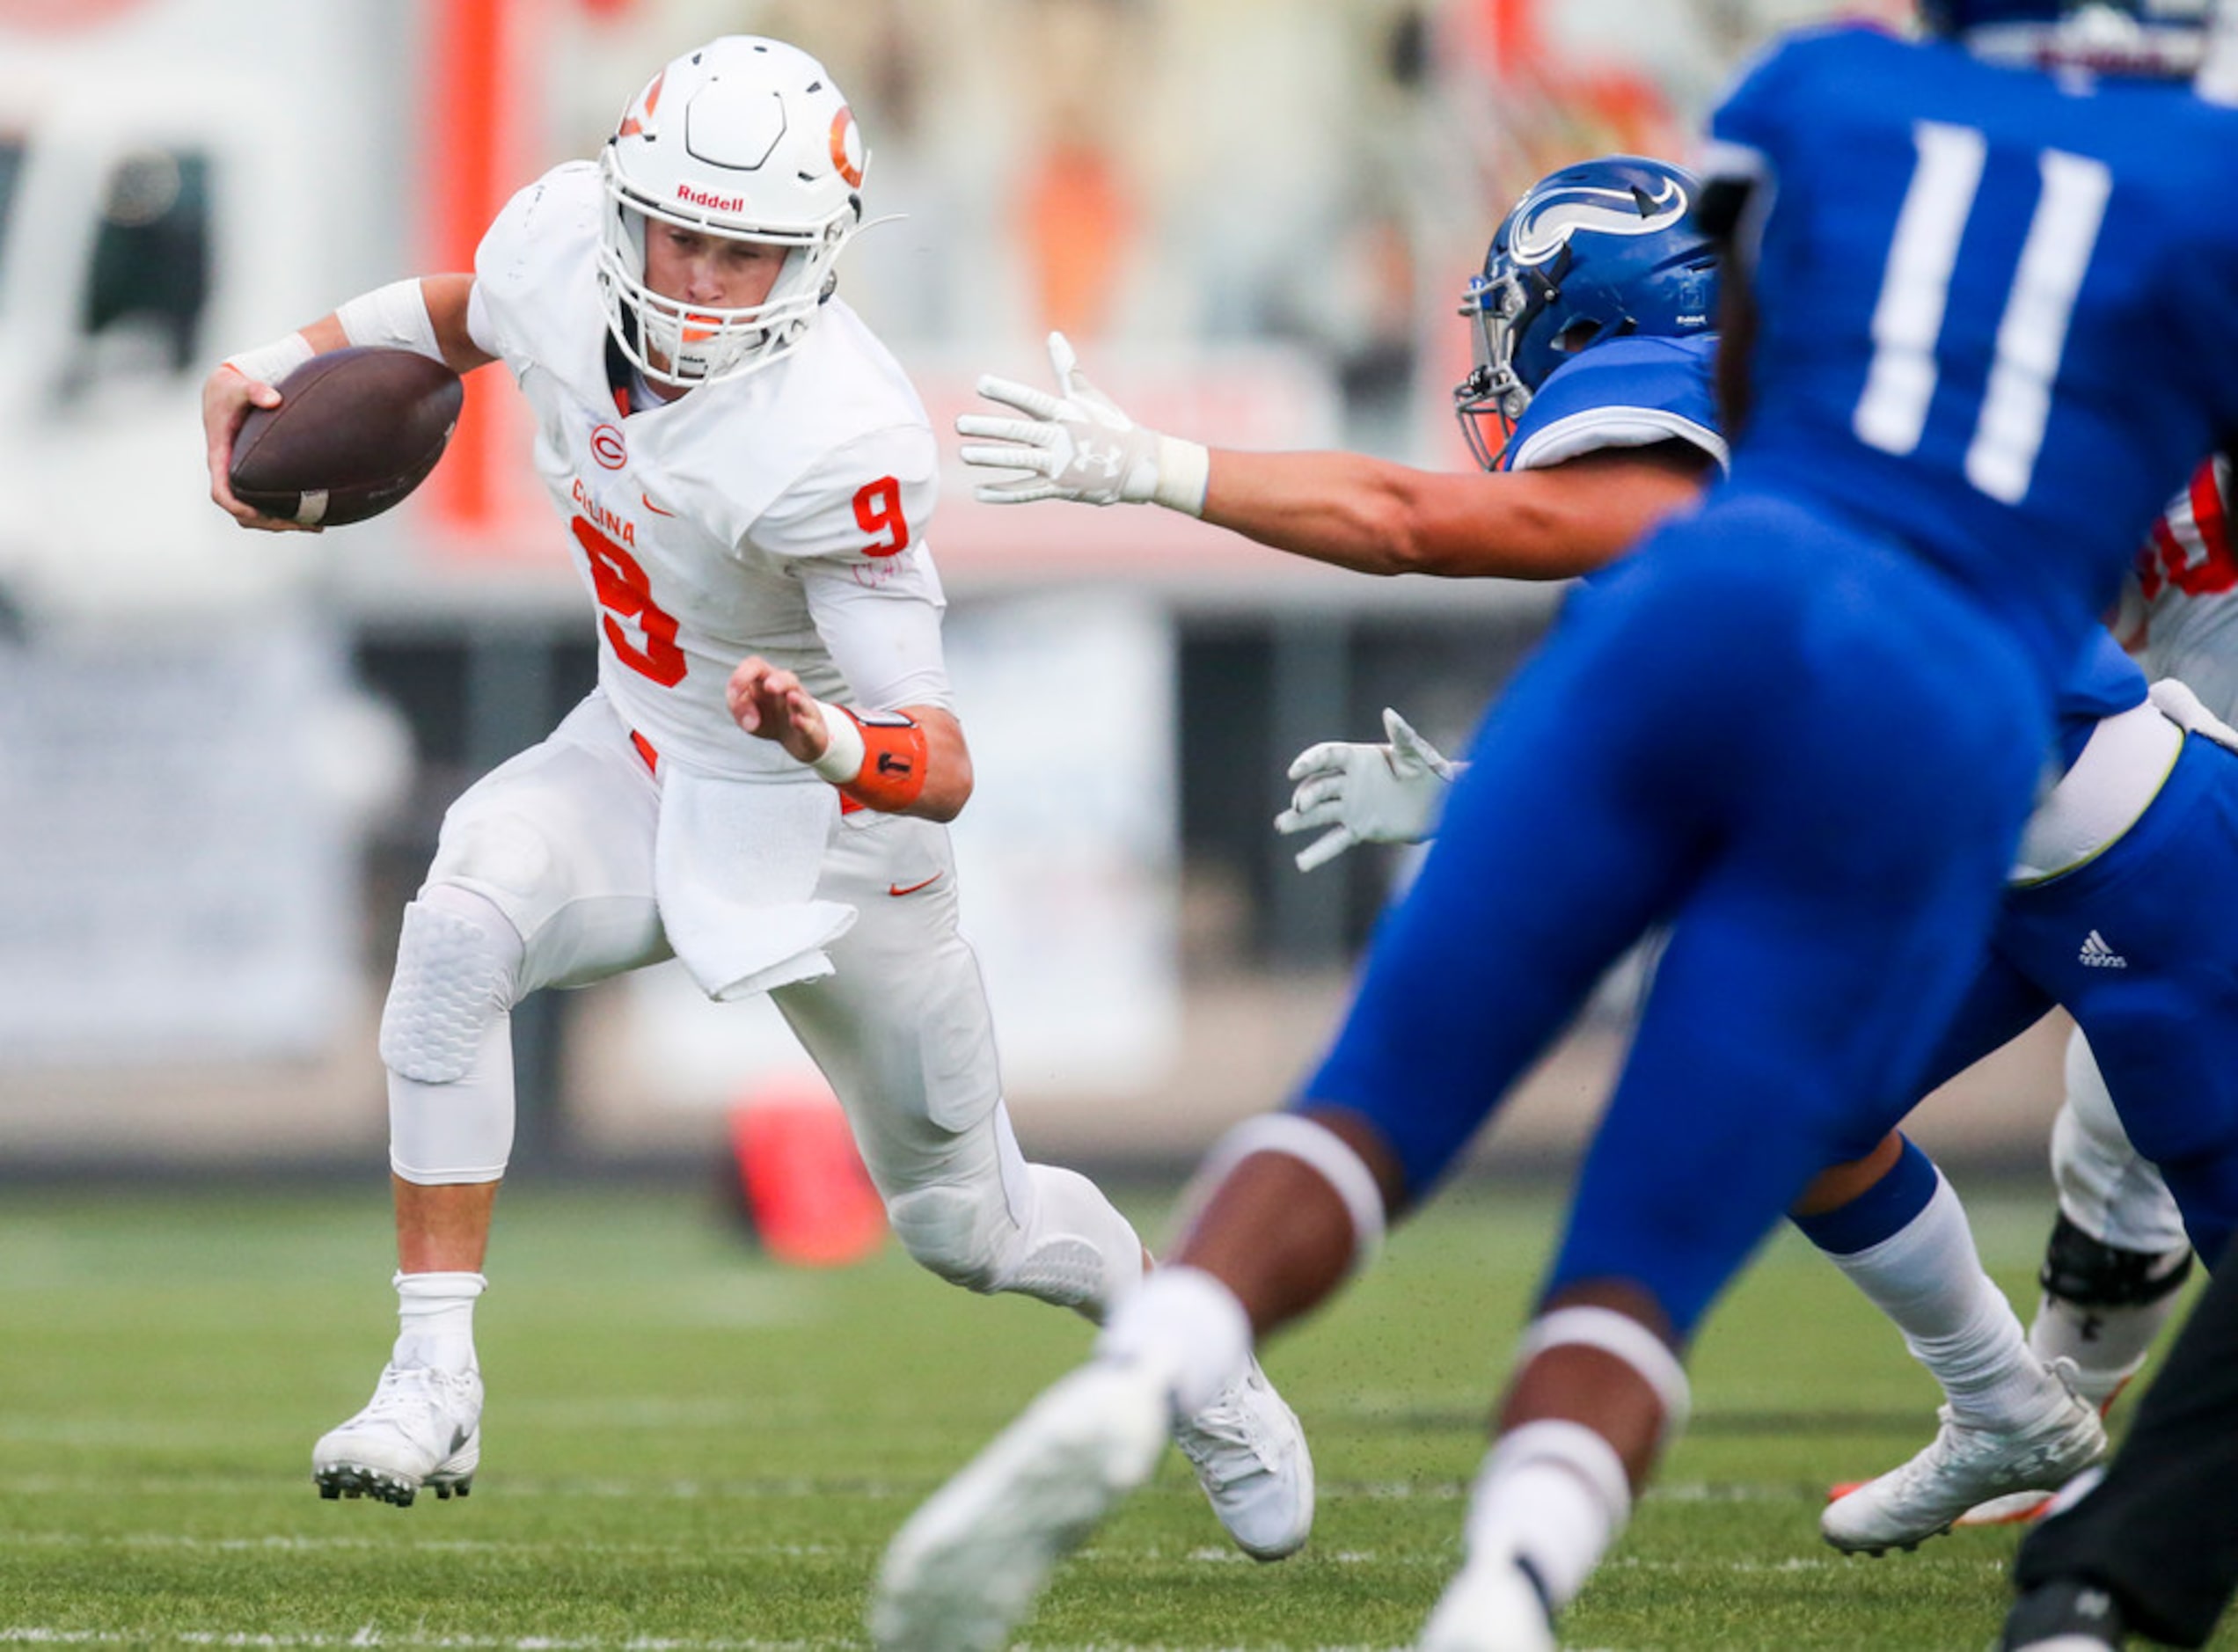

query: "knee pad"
left=2038, top=1211, right=2193, bottom=1310
left=378, top=888, right=523, bottom=1085
left=885, top=1166, right=1140, bottom=1313
left=885, top=1180, right=1013, bottom=1294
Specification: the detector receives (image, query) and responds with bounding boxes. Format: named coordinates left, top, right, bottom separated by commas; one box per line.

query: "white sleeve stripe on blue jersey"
left=1696, top=137, right=1768, bottom=187
left=1508, top=408, right=1730, bottom=477
left=1695, top=137, right=1776, bottom=277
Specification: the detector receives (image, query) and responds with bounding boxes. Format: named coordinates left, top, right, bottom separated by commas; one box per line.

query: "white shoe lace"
left=334, top=1365, right=479, bottom=1452
left=1174, top=1379, right=1274, bottom=1485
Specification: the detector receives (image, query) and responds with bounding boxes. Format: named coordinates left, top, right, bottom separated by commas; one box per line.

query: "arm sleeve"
left=797, top=554, right=956, bottom=713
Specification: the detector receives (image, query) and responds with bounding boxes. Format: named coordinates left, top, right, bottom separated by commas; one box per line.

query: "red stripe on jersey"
left=2193, top=458, right=2231, bottom=573
left=2141, top=518, right=2180, bottom=601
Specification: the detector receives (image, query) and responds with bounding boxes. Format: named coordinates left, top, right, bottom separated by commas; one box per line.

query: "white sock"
left=1825, top=1175, right=2061, bottom=1429
left=2029, top=1285, right=2183, bottom=1407
left=1461, top=1421, right=1629, bottom=1612
left=1095, top=1265, right=1252, bottom=1419
left=391, top=1271, right=486, bottom=1372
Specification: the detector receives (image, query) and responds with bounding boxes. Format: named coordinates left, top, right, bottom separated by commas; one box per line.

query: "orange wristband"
left=823, top=705, right=927, bottom=811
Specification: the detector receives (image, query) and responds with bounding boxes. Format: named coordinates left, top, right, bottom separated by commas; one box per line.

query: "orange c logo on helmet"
left=618, top=69, right=665, bottom=139
left=830, top=106, right=865, bottom=188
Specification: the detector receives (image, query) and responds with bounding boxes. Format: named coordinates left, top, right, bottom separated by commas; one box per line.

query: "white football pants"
left=382, top=691, right=1145, bottom=1317
left=2056, top=1024, right=2189, bottom=1256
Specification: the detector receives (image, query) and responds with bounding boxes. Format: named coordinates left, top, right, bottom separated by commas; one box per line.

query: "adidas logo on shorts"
left=2078, top=930, right=2128, bottom=969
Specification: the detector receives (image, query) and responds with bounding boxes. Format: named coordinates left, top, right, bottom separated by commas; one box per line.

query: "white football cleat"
left=313, top=1362, right=482, bottom=1507
left=1822, top=1375, right=2103, bottom=1555
left=1417, top=1554, right=1558, bottom=1652
left=870, top=1361, right=1168, bottom=1652
left=1172, top=1357, right=1314, bottom=1561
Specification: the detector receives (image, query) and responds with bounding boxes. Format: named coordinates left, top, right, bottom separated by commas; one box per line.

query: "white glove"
left=956, top=332, right=1210, bottom=513
left=2149, top=676, right=2238, bottom=752
left=1275, top=707, right=1463, bottom=873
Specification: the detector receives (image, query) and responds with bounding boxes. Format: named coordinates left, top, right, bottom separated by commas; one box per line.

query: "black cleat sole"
left=312, top=1462, right=471, bottom=1509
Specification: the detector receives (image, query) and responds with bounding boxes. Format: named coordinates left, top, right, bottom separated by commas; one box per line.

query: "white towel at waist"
left=655, top=766, right=856, bottom=1001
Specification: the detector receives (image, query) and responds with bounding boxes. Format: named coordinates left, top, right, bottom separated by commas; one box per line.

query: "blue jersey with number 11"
left=1706, top=26, right=2238, bottom=687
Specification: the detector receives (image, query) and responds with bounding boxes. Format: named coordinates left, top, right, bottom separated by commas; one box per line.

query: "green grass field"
left=0, top=1177, right=2221, bottom=1650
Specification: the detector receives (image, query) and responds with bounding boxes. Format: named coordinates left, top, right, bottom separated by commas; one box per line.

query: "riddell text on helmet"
left=677, top=185, right=746, bottom=214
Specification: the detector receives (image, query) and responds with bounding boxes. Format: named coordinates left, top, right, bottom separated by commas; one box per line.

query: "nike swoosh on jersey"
left=888, top=874, right=943, bottom=897
left=642, top=492, right=677, bottom=516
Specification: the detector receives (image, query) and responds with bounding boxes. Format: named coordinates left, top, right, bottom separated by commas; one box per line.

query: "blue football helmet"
left=1920, top=0, right=2212, bottom=73
left=1453, top=155, right=1717, bottom=470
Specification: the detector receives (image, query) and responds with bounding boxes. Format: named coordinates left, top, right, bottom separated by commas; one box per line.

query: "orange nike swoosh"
left=642, top=493, right=677, bottom=516
left=888, top=873, right=943, bottom=897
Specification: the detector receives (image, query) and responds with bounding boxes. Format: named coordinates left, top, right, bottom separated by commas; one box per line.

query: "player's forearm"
left=896, top=705, right=972, bottom=822
left=1202, top=450, right=1686, bottom=581
left=805, top=700, right=972, bottom=822
left=1199, top=449, right=1453, bottom=576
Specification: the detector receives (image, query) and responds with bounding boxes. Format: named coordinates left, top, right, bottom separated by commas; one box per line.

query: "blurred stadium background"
left=0, top=0, right=2073, bottom=1197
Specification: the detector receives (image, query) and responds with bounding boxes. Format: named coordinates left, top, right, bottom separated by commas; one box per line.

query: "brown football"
left=229, top=347, right=464, bottom=527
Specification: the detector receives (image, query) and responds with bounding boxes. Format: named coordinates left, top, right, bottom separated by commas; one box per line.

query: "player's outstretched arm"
left=958, top=333, right=1706, bottom=580
left=1203, top=444, right=1708, bottom=580
left=727, top=656, right=973, bottom=822
left=1274, top=707, right=1463, bottom=872
left=203, top=274, right=496, bottom=532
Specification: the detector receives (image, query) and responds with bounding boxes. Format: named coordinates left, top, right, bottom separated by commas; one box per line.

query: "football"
left=229, top=346, right=464, bottom=527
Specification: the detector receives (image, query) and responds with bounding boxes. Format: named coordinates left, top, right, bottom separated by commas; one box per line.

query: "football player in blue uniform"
left=930, top=143, right=2227, bottom=1572
left=1270, top=157, right=2237, bottom=1559
left=871, top=5, right=2238, bottom=1647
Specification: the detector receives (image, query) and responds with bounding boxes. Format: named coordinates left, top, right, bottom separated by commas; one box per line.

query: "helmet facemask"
left=596, top=156, right=858, bottom=388
left=1453, top=252, right=1565, bottom=471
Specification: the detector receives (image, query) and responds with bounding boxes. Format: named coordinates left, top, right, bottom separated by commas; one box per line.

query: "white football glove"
left=2149, top=676, right=2238, bottom=752
left=1275, top=707, right=1464, bottom=872
left=956, top=332, right=1210, bottom=513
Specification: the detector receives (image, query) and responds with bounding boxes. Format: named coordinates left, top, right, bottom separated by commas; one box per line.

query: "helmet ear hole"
left=1554, top=319, right=1602, bottom=355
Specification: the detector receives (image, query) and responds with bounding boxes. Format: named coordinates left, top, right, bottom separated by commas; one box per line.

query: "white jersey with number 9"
left=471, top=162, right=948, bottom=779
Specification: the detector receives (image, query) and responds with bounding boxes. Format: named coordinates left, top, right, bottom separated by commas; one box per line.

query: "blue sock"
left=1792, top=1136, right=1939, bottom=1256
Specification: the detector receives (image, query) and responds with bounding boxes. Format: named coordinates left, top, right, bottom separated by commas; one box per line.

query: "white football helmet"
left=596, top=36, right=867, bottom=387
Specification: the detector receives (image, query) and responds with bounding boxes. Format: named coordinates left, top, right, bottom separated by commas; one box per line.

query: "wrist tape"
left=1152, top=434, right=1210, bottom=516
left=808, top=702, right=928, bottom=811
left=223, top=332, right=314, bottom=387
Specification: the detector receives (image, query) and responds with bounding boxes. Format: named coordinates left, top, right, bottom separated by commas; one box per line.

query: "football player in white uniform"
left=199, top=36, right=1310, bottom=1561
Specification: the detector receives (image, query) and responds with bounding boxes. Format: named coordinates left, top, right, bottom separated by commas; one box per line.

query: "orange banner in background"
left=425, top=0, right=520, bottom=544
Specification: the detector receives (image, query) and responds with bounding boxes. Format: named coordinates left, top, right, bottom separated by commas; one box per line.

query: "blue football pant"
left=1300, top=493, right=2047, bottom=1340
left=1836, top=731, right=2238, bottom=1267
